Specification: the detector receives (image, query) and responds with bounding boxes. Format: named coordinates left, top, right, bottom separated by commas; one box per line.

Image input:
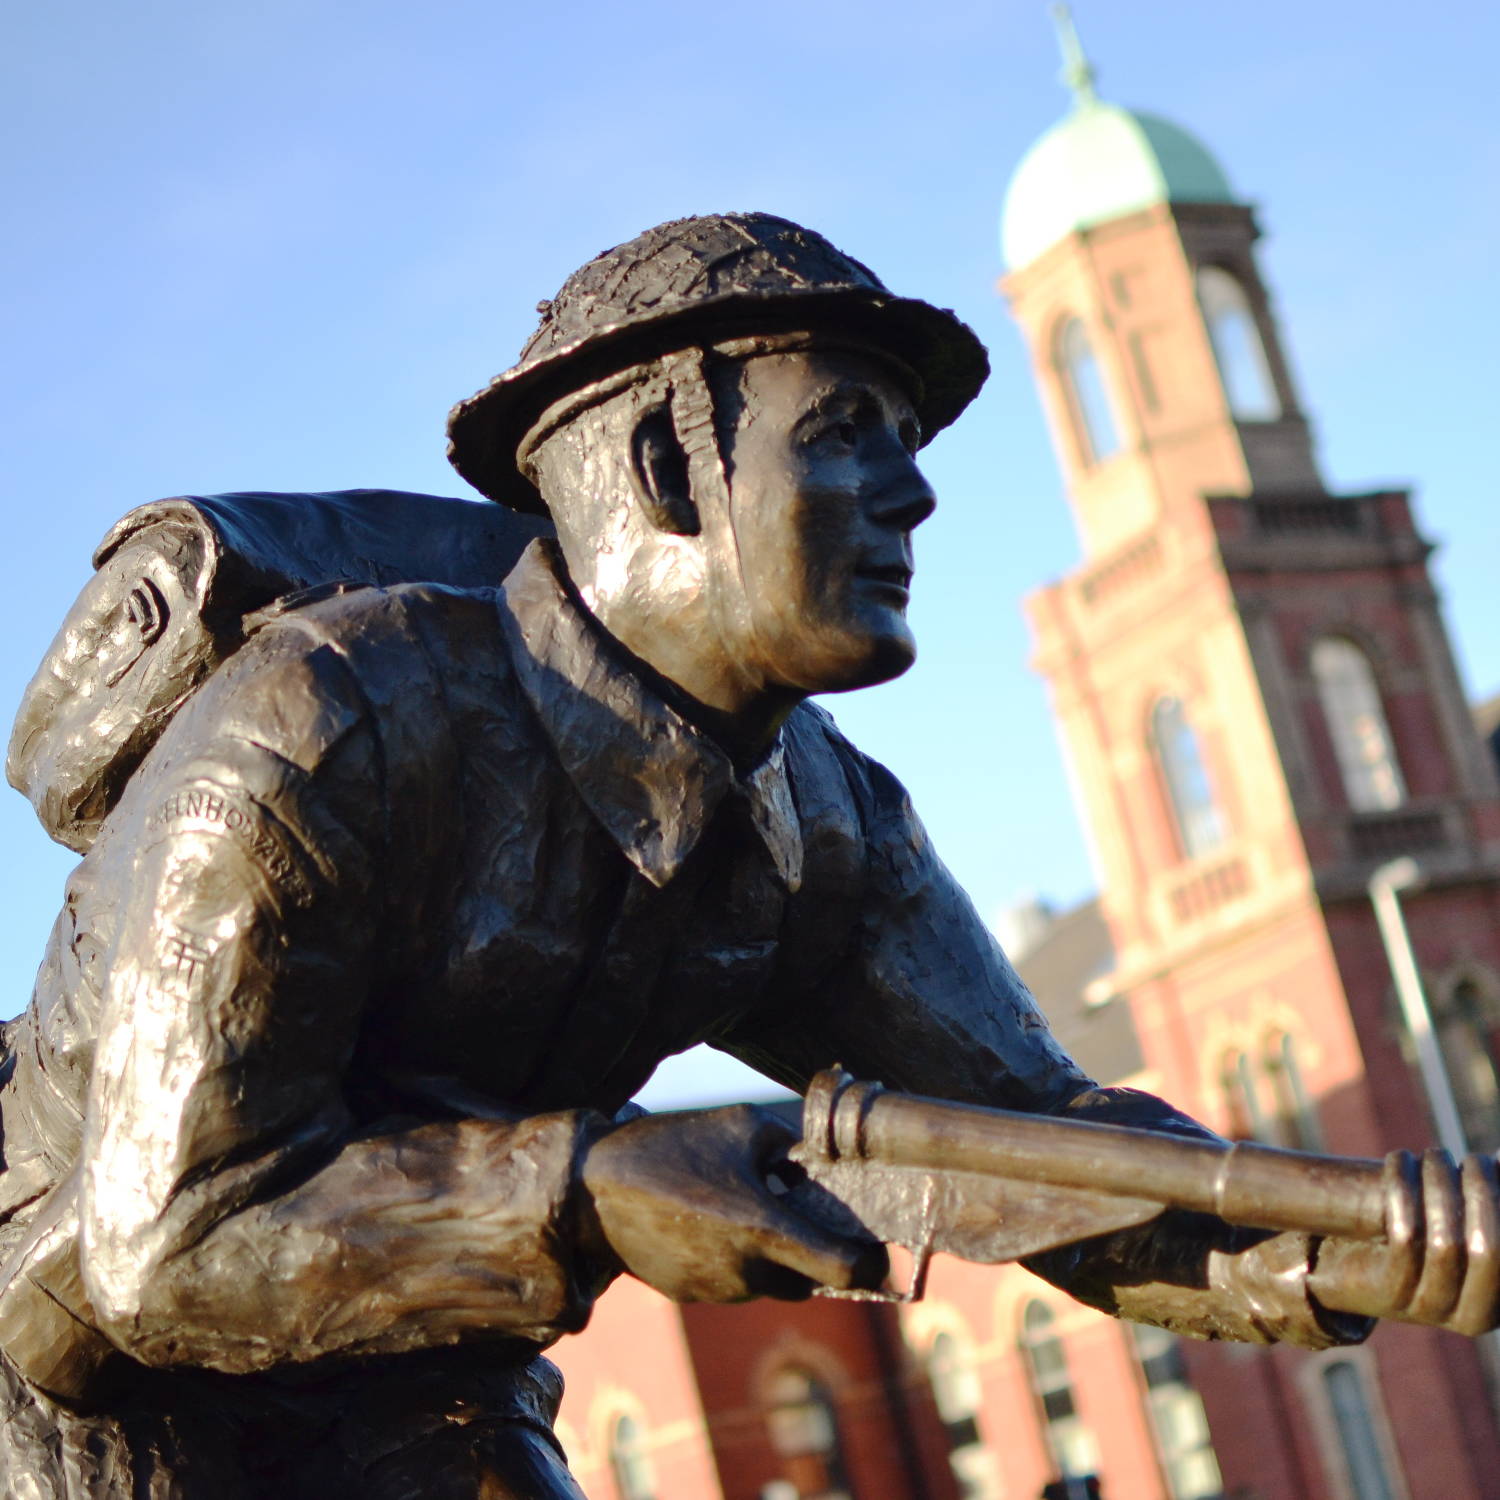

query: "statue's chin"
left=803, top=632, right=917, bottom=696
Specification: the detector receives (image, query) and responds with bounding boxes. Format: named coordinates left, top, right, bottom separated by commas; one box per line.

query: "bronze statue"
left=0, top=213, right=1495, bottom=1498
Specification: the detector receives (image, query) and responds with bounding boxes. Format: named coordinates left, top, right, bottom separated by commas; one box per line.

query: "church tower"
left=1006, top=13, right=1500, bottom=1497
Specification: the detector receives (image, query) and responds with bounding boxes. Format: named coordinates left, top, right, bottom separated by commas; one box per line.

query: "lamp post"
left=1368, top=857, right=1467, bottom=1158
left=1367, top=857, right=1500, bottom=1412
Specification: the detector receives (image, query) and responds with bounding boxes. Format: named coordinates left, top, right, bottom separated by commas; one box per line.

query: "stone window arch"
left=1132, top=1323, right=1224, bottom=1500
left=1219, top=1031, right=1321, bottom=1150
left=1219, top=1046, right=1268, bottom=1142
left=1430, top=967, right=1500, bottom=1153
left=1310, top=637, right=1405, bottom=812
left=1301, top=1349, right=1407, bottom=1500
left=927, top=1329, right=1001, bottom=1500
left=607, top=1412, right=658, bottom=1500
left=1150, top=696, right=1227, bottom=859
left=1263, top=1030, right=1323, bottom=1151
left=1196, top=265, right=1280, bottom=420
left=764, top=1366, right=851, bottom=1500
left=1056, top=316, right=1122, bottom=465
left=1019, top=1300, right=1100, bottom=1484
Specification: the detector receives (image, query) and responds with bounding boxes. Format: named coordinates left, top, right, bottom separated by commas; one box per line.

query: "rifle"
left=781, top=1069, right=1449, bottom=1307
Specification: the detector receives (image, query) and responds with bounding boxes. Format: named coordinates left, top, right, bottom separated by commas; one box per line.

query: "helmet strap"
left=660, top=347, right=730, bottom=520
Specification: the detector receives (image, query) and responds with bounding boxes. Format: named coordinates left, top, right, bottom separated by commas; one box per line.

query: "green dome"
left=1001, top=99, right=1238, bottom=270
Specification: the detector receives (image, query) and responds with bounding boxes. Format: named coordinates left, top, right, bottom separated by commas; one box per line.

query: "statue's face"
left=714, top=348, right=936, bottom=695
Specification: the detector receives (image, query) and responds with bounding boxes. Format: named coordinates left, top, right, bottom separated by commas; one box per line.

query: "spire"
left=1050, top=3, right=1099, bottom=107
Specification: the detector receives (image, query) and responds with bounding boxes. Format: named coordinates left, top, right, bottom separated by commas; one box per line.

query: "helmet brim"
left=446, top=286, right=989, bottom=512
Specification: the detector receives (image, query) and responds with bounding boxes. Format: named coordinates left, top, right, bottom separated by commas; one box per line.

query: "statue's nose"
left=869, top=454, right=937, bottom=532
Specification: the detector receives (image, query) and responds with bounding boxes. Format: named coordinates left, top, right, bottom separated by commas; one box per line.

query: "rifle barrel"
left=815, top=1077, right=1389, bottom=1241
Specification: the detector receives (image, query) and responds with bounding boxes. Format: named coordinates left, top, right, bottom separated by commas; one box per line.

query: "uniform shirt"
left=0, top=540, right=1359, bottom=1400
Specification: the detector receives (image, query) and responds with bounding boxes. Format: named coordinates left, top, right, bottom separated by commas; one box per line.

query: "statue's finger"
left=742, top=1261, right=819, bottom=1301
left=753, top=1215, right=888, bottom=1295
left=1407, top=1149, right=1464, bottom=1324
left=1451, top=1155, right=1500, bottom=1336
left=742, top=1104, right=800, bottom=1162
left=1380, top=1150, right=1424, bottom=1310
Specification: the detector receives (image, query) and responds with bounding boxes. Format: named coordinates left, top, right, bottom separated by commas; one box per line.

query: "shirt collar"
left=497, top=540, right=802, bottom=891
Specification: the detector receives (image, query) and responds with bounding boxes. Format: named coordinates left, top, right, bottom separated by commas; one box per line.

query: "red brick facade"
left=1014, top=176, right=1500, bottom=1500
left=546, top=117, right=1500, bottom=1500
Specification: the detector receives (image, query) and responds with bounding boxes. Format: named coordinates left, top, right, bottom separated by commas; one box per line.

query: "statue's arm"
left=722, top=734, right=1370, bottom=1348
left=76, top=627, right=614, bottom=1376
left=721, top=739, right=1094, bottom=1113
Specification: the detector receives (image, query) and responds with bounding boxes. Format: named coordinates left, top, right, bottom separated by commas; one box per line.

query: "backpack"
left=8, top=489, right=552, bottom=853
left=0, top=490, right=554, bottom=1400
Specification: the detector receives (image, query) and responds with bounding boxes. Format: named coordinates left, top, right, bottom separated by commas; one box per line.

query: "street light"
left=1368, top=856, right=1467, bottom=1158
left=1367, top=857, right=1500, bottom=1410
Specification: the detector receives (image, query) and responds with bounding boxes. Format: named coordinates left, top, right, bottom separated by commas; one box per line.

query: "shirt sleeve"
left=74, top=615, right=616, bottom=1378
left=723, top=732, right=1093, bottom=1112
left=722, top=726, right=1367, bottom=1350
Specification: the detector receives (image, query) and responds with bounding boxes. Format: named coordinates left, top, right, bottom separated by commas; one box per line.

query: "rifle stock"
left=784, top=1070, right=1393, bottom=1295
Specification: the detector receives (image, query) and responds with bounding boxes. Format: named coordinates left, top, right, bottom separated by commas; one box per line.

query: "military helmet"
left=446, top=212, right=990, bottom=512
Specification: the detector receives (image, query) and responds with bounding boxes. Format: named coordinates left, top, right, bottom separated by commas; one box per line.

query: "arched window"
left=1150, top=697, right=1227, bottom=859
left=928, top=1332, right=1000, bottom=1500
left=1196, top=266, right=1280, bottom=421
left=1057, top=317, right=1122, bottom=465
left=765, top=1367, right=851, bottom=1500
left=1264, top=1032, right=1323, bottom=1151
left=1021, top=1302, right=1100, bottom=1483
left=1220, top=1035, right=1321, bottom=1149
left=1133, top=1325, right=1224, bottom=1500
left=608, top=1414, right=657, bottom=1500
left=1432, top=976, right=1500, bottom=1153
left=1320, top=1359, right=1398, bottom=1500
left=1310, top=638, right=1405, bottom=812
left=1219, top=1048, right=1268, bottom=1142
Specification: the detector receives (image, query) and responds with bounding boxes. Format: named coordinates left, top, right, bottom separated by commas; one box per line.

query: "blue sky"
left=6, top=2, right=1498, bottom=1106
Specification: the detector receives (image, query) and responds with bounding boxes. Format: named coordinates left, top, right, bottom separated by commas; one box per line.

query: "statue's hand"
left=580, top=1103, right=888, bottom=1303
left=1309, top=1149, right=1500, bottom=1335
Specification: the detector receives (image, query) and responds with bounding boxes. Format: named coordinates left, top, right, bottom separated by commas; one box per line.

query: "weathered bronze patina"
left=2, top=213, right=1498, bottom=1498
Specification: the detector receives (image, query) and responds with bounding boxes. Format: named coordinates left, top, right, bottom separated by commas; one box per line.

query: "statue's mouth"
left=855, top=563, right=913, bottom=596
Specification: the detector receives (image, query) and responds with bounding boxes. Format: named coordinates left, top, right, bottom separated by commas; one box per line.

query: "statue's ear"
left=629, top=404, right=701, bottom=536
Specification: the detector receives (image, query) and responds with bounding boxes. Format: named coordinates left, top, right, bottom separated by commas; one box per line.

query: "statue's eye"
left=802, top=404, right=870, bottom=451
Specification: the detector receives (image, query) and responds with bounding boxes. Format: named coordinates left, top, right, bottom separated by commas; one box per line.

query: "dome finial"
left=1050, top=3, right=1099, bottom=107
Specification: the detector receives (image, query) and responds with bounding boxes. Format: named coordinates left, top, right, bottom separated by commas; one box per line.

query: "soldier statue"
left=0, top=214, right=1494, bottom=1498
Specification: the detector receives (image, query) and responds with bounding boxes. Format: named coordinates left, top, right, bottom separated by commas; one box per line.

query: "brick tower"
left=1006, top=14, right=1500, bottom=1498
